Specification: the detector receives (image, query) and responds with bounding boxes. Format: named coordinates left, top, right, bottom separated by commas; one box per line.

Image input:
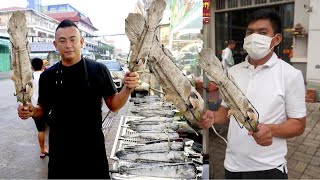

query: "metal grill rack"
left=110, top=115, right=203, bottom=179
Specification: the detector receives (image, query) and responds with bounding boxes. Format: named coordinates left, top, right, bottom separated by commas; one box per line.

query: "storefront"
left=169, top=0, right=203, bottom=76
left=213, top=0, right=295, bottom=65
left=0, top=37, right=11, bottom=72
left=210, top=0, right=320, bottom=100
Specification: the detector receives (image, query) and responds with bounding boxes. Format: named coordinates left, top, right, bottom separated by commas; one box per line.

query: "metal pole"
left=202, top=24, right=210, bottom=154
left=202, top=15, right=210, bottom=180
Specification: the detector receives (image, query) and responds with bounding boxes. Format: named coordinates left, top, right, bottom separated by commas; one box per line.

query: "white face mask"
left=243, top=33, right=276, bottom=60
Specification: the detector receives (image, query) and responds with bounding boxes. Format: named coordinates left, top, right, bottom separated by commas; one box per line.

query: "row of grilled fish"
left=113, top=97, right=202, bottom=178
left=114, top=139, right=202, bottom=178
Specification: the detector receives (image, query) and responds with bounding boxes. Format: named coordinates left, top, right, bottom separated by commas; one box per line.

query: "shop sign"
left=203, top=0, right=210, bottom=24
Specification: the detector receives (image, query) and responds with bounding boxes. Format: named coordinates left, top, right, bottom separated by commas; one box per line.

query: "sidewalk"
left=209, top=102, right=320, bottom=179
left=287, top=102, right=320, bottom=179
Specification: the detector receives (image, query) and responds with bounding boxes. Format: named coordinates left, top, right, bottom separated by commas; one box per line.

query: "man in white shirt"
left=31, top=58, right=49, bottom=158
left=222, top=40, right=236, bottom=71
left=197, top=9, right=306, bottom=179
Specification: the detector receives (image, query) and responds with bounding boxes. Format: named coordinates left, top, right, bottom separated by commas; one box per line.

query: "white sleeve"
left=222, top=49, right=228, bottom=60
left=285, top=71, right=306, bottom=118
left=223, top=49, right=233, bottom=65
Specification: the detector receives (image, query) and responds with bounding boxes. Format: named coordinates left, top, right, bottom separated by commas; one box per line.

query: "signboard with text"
left=203, top=0, right=210, bottom=24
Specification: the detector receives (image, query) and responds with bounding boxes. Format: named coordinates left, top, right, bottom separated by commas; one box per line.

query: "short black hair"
left=55, top=19, right=79, bottom=32
left=228, top=40, right=236, bottom=45
left=31, top=58, right=43, bottom=71
left=247, top=9, right=282, bottom=34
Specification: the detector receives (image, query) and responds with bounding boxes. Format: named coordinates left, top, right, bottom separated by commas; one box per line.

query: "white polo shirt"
left=222, top=53, right=306, bottom=172
left=222, top=47, right=234, bottom=70
left=31, top=71, right=42, bottom=106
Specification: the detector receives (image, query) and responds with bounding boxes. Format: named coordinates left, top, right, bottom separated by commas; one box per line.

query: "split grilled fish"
left=8, top=11, right=33, bottom=104
left=198, top=48, right=259, bottom=132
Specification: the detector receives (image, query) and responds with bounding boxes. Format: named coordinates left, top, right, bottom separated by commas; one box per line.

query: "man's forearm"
left=267, top=117, right=306, bottom=139
left=107, top=86, right=131, bottom=112
left=32, top=105, right=45, bottom=121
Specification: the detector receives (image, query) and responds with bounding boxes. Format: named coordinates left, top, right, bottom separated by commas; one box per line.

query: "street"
left=0, top=79, right=48, bottom=178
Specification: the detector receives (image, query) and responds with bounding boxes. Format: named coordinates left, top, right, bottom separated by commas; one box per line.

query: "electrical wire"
left=211, top=125, right=228, bottom=145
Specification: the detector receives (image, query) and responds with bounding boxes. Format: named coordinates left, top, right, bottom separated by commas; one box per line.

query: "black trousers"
left=225, top=168, right=288, bottom=179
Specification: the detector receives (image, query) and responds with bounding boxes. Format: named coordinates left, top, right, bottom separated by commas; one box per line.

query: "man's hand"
left=248, top=123, right=273, bottom=146
left=17, top=103, right=34, bottom=120
left=197, top=110, right=215, bottom=129
left=124, top=71, right=139, bottom=91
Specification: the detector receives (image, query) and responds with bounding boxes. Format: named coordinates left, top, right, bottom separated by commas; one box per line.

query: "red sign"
left=203, top=0, right=210, bottom=24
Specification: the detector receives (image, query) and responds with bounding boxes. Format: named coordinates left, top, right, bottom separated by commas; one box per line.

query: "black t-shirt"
left=38, top=58, right=116, bottom=178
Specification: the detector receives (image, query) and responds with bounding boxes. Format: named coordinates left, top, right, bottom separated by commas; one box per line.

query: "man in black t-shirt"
left=18, top=20, right=139, bottom=179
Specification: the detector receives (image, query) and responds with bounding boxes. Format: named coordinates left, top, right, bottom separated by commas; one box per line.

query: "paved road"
left=0, top=79, right=48, bottom=178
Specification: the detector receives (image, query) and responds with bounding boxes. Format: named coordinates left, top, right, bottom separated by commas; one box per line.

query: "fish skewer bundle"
left=7, top=11, right=33, bottom=104
left=198, top=48, right=259, bottom=132
left=125, top=0, right=204, bottom=125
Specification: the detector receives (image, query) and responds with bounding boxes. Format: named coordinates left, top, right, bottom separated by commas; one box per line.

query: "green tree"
left=95, top=44, right=114, bottom=59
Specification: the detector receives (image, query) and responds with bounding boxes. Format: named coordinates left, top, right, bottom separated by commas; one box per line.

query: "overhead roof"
left=46, top=11, right=98, bottom=31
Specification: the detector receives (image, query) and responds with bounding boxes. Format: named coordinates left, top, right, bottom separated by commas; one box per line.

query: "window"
left=228, top=0, right=238, bottom=8
left=240, top=0, right=252, bottom=6
left=216, top=0, right=225, bottom=10
left=254, top=0, right=267, bottom=4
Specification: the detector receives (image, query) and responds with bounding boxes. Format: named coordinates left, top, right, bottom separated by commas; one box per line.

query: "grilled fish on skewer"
left=115, top=150, right=186, bottom=163
left=121, top=131, right=179, bottom=141
left=130, top=95, right=162, bottom=104
left=123, top=141, right=184, bottom=152
left=8, top=11, right=33, bottom=104
left=198, top=48, right=259, bottom=132
left=113, top=162, right=198, bottom=179
left=125, top=0, right=204, bottom=125
left=131, top=102, right=173, bottom=113
left=134, top=109, right=176, bottom=118
left=127, top=122, right=179, bottom=132
left=126, top=116, right=174, bottom=123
